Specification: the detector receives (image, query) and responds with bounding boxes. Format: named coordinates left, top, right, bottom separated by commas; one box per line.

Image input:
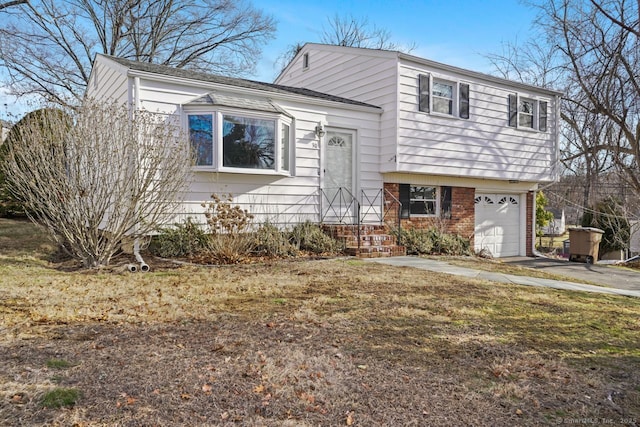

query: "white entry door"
left=322, top=130, right=355, bottom=223
left=474, top=193, right=521, bottom=257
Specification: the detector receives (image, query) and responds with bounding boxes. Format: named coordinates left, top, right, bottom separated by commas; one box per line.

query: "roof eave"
left=398, top=52, right=564, bottom=96
left=126, top=68, right=383, bottom=114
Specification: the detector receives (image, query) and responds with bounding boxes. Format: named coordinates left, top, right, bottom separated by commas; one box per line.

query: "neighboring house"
left=630, top=220, right=640, bottom=257
left=0, top=119, right=10, bottom=144
left=87, top=43, right=560, bottom=258
left=543, top=208, right=566, bottom=236
left=276, top=44, right=561, bottom=257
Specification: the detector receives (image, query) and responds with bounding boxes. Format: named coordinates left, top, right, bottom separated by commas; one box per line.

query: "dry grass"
left=1, top=219, right=640, bottom=426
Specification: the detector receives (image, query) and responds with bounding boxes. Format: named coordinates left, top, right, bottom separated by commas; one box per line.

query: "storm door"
left=322, top=130, right=356, bottom=223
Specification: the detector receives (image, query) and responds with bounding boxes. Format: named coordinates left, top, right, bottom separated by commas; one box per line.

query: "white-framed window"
left=189, top=114, right=214, bottom=167
left=187, top=110, right=292, bottom=174
left=410, top=185, right=438, bottom=216
left=418, top=74, right=470, bottom=119
left=399, top=184, right=452, bottom=219
left=508, top=94, right=548, bottom=131
left=281, top=122, right=290, bottom=172
left=303, top=53, right=310, bottom=69
left=432, top=80, right=454, bottom=115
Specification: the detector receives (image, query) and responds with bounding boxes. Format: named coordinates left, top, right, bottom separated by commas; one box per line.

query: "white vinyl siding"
left=277, top=45, right=558, bottom=183
left=86, top=60, right=129, bottom=105
left=399, top=65, right=557, bottom=182
left=276, top=46, right=396, bottom=173
left=87, top=55, right=382, bottom=228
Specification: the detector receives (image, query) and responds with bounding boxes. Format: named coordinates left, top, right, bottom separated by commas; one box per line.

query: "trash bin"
left=568, top=227, right=605, bottom=264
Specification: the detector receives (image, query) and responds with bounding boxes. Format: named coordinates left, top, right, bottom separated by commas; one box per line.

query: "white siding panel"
left=86, top=59, right=129, bottom=105
left=396, top=62, right=558, bottom=182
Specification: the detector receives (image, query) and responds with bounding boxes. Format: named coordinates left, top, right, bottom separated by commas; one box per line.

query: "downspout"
left=131, top=76, right=149, bottom=272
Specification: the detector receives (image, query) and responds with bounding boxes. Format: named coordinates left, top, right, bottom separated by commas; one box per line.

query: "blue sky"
left=255, top=0, right=539, bottom=81
left=1, top=0, right=539, bottom=120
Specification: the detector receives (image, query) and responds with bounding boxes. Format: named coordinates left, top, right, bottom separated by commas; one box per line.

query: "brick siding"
left=383, top=183, right=475, bottom=245
left=526, top=191, right=534, bottom=257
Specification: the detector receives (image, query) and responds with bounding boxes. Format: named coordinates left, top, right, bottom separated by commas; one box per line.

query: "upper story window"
left=508, top=94, right=548, bottom=132
left=303, top=53, right=310, bottom=69
left=419, top=74, right=470, bottom=119
left=432, top=81, right=454, bottom=115
left=187, top=110, right=292, bottom=174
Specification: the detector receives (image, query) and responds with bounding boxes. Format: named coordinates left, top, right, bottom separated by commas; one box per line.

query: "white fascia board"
left=399, top=52, right=564, bottom=97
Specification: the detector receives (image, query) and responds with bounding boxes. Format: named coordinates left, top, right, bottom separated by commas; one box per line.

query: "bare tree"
left=0, top=0, right=275, bottom=107
left=488, top=0, right=640, bottom=213
left=0, top=0, right=27, bottom=10
left=2, top=101, right=192, bottom=268
left=321, top=14, right=415, bottom=52
left=539, top=0, right=640, bottom=196
left=276, top=15, right=415, bottom=76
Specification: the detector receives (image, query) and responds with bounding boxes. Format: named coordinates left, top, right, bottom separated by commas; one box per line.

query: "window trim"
left=409, top=185, right=439, bottom=217
left=431, top=79, right=455, bottom=116
left=418, top=73, right=470, bottom=119
left=186, top=108, right=293, bottom=175
left=508, top=93, right=549, bottom=132
left=399, top=184, right=453, bottom=219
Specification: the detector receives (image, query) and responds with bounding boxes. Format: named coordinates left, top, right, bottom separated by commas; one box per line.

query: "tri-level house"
left=87, top=43, right=560, bottom=258
left=276, top=44, right=561, bottom=257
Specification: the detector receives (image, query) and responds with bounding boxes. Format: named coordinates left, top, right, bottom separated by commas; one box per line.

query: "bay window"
left=222, top=115, right=275, bottom=169
left=189, top=114, right=213, bottom=167
left=187, top=110, right=292, bottom=174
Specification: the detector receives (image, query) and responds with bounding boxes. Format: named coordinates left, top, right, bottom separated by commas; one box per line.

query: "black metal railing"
left=319, top=187, right=403, bottom=246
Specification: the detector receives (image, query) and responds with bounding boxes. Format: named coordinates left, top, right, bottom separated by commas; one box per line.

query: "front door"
left=322, top=130, right=355, bottom=223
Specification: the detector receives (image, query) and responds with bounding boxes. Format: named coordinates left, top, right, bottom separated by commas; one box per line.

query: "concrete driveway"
left=502, top=257, right=640, bottom=291
left=368, top=256, right=640, bottom=298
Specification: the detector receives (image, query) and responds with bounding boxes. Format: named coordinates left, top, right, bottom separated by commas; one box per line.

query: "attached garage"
left=474, top=193, right=522, bottom=257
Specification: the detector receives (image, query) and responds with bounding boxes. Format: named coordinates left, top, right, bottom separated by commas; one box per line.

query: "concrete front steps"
left=322, top=224, right=406, bottom=258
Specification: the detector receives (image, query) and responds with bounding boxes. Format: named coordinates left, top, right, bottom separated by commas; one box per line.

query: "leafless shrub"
left=1, top=101, right=191, bottom=268
left=203, top=193, right=255, bottom=264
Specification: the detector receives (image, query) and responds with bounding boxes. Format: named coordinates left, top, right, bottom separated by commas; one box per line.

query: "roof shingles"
left=104, top=55, right=380, bottom=110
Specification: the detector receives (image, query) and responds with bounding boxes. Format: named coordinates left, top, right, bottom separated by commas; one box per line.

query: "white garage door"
left=474, top=194, right=521, bottom=257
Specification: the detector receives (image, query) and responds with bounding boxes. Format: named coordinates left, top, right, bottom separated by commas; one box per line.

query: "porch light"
left=314, top=122, right=326, bottom=138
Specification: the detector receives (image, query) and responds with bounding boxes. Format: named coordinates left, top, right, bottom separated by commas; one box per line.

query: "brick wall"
left=383, top=183, right=475, bottom=244
left=526, top=191, right=534, bottom=257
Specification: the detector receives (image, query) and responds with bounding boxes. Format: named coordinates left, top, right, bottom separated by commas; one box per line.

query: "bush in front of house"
left=149, top=217, right=209, bottom=258
left=252, top=222, right=298, bottom=257
left=394, top=227, right=470, bottom=256
left=426, top=228, right=471, bottom=255
left=394, top=227, right=434, bottom=255
left=150, top=196, right=345, bottom=262
left=290, top=221, right=344, bottom=254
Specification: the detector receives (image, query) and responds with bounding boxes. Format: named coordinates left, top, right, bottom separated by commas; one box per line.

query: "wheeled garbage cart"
left=568, top=227, right=604, bottom=264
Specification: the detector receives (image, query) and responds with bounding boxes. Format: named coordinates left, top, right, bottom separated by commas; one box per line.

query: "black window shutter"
left=441, top=186, right=452, bottom=219
left=418, top=74, right=430, bottom=113
left=508, top=94, right=517, bottom=127
left=399, top=184, right=410, bottom=218
left=539, top=101, right=548, bottom=131
left=459, top=84, right=470, bottom=119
